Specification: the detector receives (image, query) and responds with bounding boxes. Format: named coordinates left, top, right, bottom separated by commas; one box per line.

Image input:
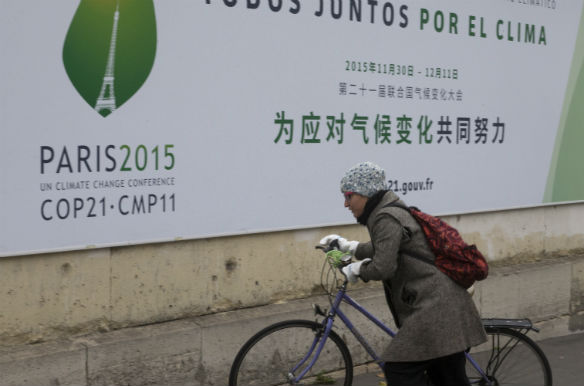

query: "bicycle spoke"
left=230, top=320, right=353, bottom=386
left=466, top=327, right=552, bottom=386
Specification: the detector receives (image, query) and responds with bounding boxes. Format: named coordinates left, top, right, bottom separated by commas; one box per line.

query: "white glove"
left=319, top=234, right=359, bottom=255
left=341, top=258, right=372, bottom=283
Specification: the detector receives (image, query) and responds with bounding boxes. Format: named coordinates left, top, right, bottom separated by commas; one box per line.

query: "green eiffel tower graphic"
left=63, top=0, right=157, bottom=118
left=94, top=2, right=120, bottom=117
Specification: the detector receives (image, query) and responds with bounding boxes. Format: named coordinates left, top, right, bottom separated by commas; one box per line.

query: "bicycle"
left=229, top=244, right=553, bottom=386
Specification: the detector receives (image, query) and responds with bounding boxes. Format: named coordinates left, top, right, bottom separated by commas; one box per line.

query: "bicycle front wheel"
left=466, top=326, right=553, bottom=385
left=229, top=319, right=353, bottom=386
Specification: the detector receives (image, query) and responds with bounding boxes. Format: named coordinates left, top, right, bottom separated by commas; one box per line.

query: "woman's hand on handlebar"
left=319, top=234, right=359, bottom=255
left=342, top=258, right=371, bottom=283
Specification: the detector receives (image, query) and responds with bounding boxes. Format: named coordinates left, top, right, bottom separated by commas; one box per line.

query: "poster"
left=1, top=0, right=583, bottom=256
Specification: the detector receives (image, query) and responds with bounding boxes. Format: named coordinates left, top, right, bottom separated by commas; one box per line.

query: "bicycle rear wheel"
left=466, top=326, right=553, bottom=385
left=229, top=319, right=353, bottom=386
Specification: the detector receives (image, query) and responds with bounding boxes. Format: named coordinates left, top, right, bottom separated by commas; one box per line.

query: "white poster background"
left=1, top=0, right=582, bottom=256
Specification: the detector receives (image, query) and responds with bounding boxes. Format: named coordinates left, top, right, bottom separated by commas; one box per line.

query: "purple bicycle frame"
left=291, top=287, right=491, bottom=385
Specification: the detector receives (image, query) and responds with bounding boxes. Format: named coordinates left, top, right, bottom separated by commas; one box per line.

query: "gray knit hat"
left=340, top=161, right=387, bottom=197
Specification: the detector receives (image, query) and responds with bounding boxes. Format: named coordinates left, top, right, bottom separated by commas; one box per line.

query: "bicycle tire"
left=466, top=326, right=553, bottom=385
left=229, top=319, right=353, bottom=386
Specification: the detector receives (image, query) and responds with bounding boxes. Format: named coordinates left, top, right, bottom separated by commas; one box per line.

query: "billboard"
left=1, top=0, right=583, bottom=256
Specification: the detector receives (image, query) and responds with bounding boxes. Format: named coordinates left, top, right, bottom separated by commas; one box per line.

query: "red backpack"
left=386, top=203, right=489, bottom=289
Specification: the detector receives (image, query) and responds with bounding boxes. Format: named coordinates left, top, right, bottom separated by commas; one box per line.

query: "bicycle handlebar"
left=314, top=238, right=340, bottom=253
left=315, top=240, right=353, bottom=271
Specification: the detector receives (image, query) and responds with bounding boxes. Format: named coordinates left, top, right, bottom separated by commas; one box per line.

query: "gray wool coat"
left=355, top=191, right=487, bottom=362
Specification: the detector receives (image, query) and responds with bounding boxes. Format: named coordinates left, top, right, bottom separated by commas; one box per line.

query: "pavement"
left=352, top=332, right=584, bottom=386
left=1, top=254, right=582, bottom=385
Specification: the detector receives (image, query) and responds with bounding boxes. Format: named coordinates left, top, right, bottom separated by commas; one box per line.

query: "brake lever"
left=330, top=238, right=340, bottom=250
left=316, top=238, right=342, bottom=253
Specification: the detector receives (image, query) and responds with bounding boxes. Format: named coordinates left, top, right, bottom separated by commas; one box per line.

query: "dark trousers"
left=384, top=351, right=470, bottom=386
